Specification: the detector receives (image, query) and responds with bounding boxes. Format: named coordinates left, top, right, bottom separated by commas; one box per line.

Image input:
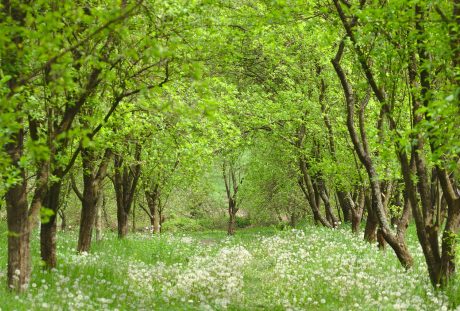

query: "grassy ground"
left=0, top=224, right=459, bottom=310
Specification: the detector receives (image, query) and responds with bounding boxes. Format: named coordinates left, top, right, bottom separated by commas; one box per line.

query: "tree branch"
left=17, top=1, right=143, bottom=87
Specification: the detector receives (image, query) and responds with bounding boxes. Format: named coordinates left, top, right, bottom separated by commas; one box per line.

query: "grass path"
left=0, top=225, right=459, bottom=310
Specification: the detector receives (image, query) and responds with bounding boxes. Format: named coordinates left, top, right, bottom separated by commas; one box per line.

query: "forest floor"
left=0, top=225, right=459, bottom=310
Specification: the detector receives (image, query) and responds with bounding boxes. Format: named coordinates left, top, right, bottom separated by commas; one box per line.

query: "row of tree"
left=0, top=0, right=459, bottom=293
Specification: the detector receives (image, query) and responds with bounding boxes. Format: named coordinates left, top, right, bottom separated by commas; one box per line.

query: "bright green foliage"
left=1, top=0, right=460, bottom=303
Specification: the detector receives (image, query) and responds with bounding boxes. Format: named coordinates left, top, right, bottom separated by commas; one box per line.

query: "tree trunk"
left=40, top=216, right=57, bottom=268
left=298, top=159, right=332, bottom=228
left=154, top=208, right=160, bottom=234
left=223, top=160, right=242, bottom=236
left=114, top=147, right=141, bottom=238
left=6, top=127, right=50, bottom=288
left=5, top=128, right=48, bottom=289
left=149, top=215, right=154, bottom=230
left=228, top=207, right=237, bottom=235
left=364, top=213, right=378, bottom=243
left=437, top=169, right=460, bottom=285
left=6, top=175, right=31, bottom=291
left=132, top=198, right=136, bottom=233
left=58, top=180, right=71, bottom=232
left=95, top=196, right=102, bottom=242
left=101, top=194, right=110, bottom=228
left=399, top=148, right=442, bottom=285
left=363, top=193, right=377, bottom=242
left=337, top=191, right=351, bottom=223
left=117, top=208, right=129, bottom=238
left=146, top=187, right=160, bottom=234
left=350, top=190, right=365, bottom=233
left=159, top=208, right=164, bottom=233
left=319, top=184, right=339, bottom=227
left=351, top=213, right=361, bottom=233
left=376, top=181, right=394, bottom=250
left=76, top=148, right=111, bottom=252
left=40, top=181, right=61, bottom=269
left=78, top=186, right=98, bottom=253
left=377, top=228, right=386, bottom=250
left=440, top=212, right=460, bottom=284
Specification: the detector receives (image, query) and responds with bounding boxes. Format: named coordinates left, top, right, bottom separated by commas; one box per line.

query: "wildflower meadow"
left=1, top=225, right=458, bottom=310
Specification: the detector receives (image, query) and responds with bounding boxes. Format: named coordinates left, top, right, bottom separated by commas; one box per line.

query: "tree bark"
left=40, top=216, right=57, bottom=268
left=78, top=190, right=98, bottom=254
left=437, top=169, right=460, bottom=284
left=318, top=183, right=339, bottom=227
left=159, top=205, right=164, bottom=233
left=363, top=196, right=378, bottom=243
left=228, top=207, right=237, bottom=235
left=146, top=186, right=161, bottom=234
left=117, top=208, right=129, bottom=238
left=347, top=190, right=365, bottom=233
left=5, top=135, right=31, bottom=290
left=76, top=148, right=111, bottom=253
left=349, top=185, right=365, bottom=237
left=114, top=144, right=141, bottom=238
left=132, top=195, right=136, bottom=233
left=40, top=182, right=61, bottom=268
left=337, top=192, right=351, bottom=224
left=6, top=217, right=30, bottom=291
left=223, top=160, right=241, bottom=235
left=95, top=196, right=103, bottom=242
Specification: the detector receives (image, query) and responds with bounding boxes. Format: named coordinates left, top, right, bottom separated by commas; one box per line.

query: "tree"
left=72, top=147, right=112, bottom=253
left=331, top=0, right=460, bottom=284
left=222, top=158, right=243, bottom=235
left=0, top=0, right=144, bottom=289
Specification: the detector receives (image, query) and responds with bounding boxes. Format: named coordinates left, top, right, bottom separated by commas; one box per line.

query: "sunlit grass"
left=0, top=224, right=458, bottom=310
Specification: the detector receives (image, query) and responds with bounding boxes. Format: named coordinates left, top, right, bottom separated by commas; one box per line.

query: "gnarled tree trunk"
left=298, top=157, right=332, bottom=227
left=331, top=35, right=413, bottom=268
left=296, top=115, right=333, bottom=228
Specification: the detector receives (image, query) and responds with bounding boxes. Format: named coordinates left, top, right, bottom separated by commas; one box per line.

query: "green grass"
left=0, top=224, right=459, bottom=310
